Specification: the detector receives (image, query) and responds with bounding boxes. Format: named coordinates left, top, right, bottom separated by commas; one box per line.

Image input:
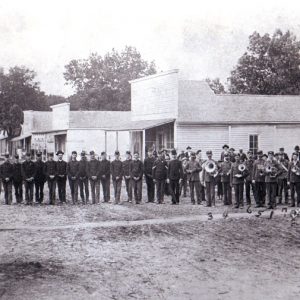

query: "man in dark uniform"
left=196, top=150, right=206, bottom=202
left=287, top=152, right=300, bottom=207
left=245, top=151, right=257, bottom=206
left=35, top=152, right=46, bottom=204
left=99, top=152, right=111, bottom=202
left=56, top=150, right=67, bottom=203
left=21, top=152, right=36, bottom=205
left=219, top=153, right=232, bottom=205
left=230, top=153, right=249, bottom=208
left=87, top=150, right=100, bottom=204
left=67, top=151, right=79, bottom=204
left=252, top=150, right=266, bottom=207
left=78, top=151, right=89, bottom=204
left=0, top=153, right=14, bottom=205
left=12, top=154, right=23, bottom=204
left=144, top=149, right=155, bottom=202
left=129, top=152, right=143, bottom=204
left=264, top=151, right=282, bottom=209
left=202, top=151, right=218, bottom=207
left=294, top=145, right=300, bottom=160
left=44, top=152, right=57, bottom=205
left=179, top=157, right=189, bottom=197
left=185, top=152, right=202, bottom=205
left=152, top=150, right=168, bottom=204
left=279, top=147, right=289, bottom=161
left=277, top=152, right=289, bottom=205
left=111, top=150, right=123, bottom=204
left=122, top=151, right=132, bottom=202
left=168, top=149, right=183, bottom=205
left=220, top=144, right=229, bottom=161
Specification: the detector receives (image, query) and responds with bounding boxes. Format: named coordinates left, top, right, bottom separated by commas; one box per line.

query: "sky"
left=1, top=0, right=300, bottom=96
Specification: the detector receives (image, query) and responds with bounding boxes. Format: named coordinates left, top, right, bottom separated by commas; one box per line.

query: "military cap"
left=81, top=151, right=86, bottom=156
left=36, top=152, right=42, bottom=157
left=295, top=145, right=300, bottom=151
left=126, top=150, right=131, bottom=155
left=186, top=146, right=192, bottom=150
left=262, top=154, right=268, bottom=158
left=292, top=152, right=299, bottom=156
left=48, top=152, right=54, bottom=157
left=279, top=147, right=284, bottom=151
left=190, top=152, right=196, bottom=157
left=206, top=150, right=212, bottom=155
left=4, top=153, right=9, bottom=158
left=115, top=150, right=120, bottom=155
left=26, top=152, right=31, bottom=157
left=196, top=150, right=201, bottom=154
left=90, top=150, right=95, bottom=155
left=257, top=150, right=263, bottom=155
left=152, top=150, right=157, bottom=156
left=229, top=148, right=235, bottom=152
left=101, top=151, right=106, bottom=156
left=222, top=144, right=229, bottom=149
left=268, top=151, right=274, bottom=155
left=15, top=154, right=19, bottom=159
left=56, top=150, right=64, bottom=156
left=171, top=149, right=177, bottom=155
left=72, top=151, right=77, bottom=155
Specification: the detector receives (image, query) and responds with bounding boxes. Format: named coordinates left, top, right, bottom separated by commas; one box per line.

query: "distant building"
left=7, top=69, right=300, bottom=160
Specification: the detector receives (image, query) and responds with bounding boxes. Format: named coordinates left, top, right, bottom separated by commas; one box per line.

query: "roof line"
left=129, top=69, right=179, bottom=84
left=216, top=93, right=300, bottom=98
left=177, top=121, right=300, bottom=125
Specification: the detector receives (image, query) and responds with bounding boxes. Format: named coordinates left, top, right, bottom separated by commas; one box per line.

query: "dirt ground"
left=0, top=184, right=300, bottom=300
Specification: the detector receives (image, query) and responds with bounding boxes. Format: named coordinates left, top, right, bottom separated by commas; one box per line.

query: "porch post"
left=116, top=131, right=119, bottom=150
left=105, top=131, right=107, bottom=153
left=173, top=121, right=177, bottom=150
left=142, top=130, right=146, bottom=160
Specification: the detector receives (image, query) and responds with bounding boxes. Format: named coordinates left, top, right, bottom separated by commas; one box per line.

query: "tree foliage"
left=228, top=29, right=300, bottom=94
left=205, top=78, right=226, bottom=94
left=0, top=66, right=47, bottom=138
left=64, top=46, right=156, bottom=110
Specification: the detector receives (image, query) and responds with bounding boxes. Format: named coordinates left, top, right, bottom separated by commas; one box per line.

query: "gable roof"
left=177, top=80, right=300, bottom=124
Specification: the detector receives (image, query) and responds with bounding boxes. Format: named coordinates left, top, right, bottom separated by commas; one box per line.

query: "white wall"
left=51, top=103, right=70, bottom=130
left=176, top=125, right=229, bottom=160
left=131, top=70, right=179, bottom=121
left=275, top=125, right=300, bottom=157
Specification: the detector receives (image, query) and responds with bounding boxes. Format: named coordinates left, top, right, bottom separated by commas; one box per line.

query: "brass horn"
left=205, top=161, right=217, bottom=174
left=238, top=164, right=246, bottom=172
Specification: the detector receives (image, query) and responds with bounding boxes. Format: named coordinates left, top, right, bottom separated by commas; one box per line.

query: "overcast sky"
left=1, top=0, right=300, bottom=96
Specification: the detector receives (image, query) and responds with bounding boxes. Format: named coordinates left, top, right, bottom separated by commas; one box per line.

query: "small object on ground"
left=247, top=205, right=252, bottom=214
left=208, top=212, right=213, bottom=220
left=222, top=210, right=228, bottom=219
left=269, top=210, right=274, bottom=219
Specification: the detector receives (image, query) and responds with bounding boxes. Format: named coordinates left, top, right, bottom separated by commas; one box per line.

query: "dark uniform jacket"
left=220, top=161, right=231, bottom=183
left=253, top=159, right=266, bottom=182
left=78, top=158, right=88, bottom=179
left=87, top=159, right=100, bottom=178
left=129, top=160, right=143, bottom=180
left=44, top=160, right=57, bottom=179
left=122, top=159, right=131, bottom=177
left=67, top=160, right=80, bottom=178
left=264, top=159, right=282, bottom=183
left=288, top=160, right=300, bottom=183
left=152, top=159, right=168, bottom=181
left=230, top=162, right=249, bottom=185
left=111, top=159, right=123, bottom=180
left=0, top=161, right=14, bottom=181
left=22, top=160, right=36, bottom=180
left=99, top=159, right=110, bottom=178
left=13, top=162, right=23, bottom=182
left=277, top=159, right=289, bottom=180
left=56, top=160, right=67, bottom=177
left=245, top=159, right=255, bottom=181
left=144, top=157, right=155, bottom=178
left=168, top=159, right=184, bottom=181
left=185, top=159, right=201, bottom=182
left=35, top=160, right=46, bottom=183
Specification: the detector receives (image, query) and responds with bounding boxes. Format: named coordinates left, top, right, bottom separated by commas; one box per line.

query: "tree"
left=0, top=66, right=47, bottom=138
left=205, top=78, right=226, bottom=94
left=228, top=29, right=300, bottom=94
left=64, top=46, right=156, bottom=110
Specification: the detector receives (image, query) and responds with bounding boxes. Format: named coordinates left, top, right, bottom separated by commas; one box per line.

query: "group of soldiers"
left=0, top=144, right=300, bottom=209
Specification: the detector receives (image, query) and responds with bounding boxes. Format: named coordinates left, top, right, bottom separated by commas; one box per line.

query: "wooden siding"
left=131, top=71, right=178, bottom=121
left=230, top=125, right=275, bottom=153
left=275, top=125, right=300, bottom=157
left=176, top=125, right=229, bottom=159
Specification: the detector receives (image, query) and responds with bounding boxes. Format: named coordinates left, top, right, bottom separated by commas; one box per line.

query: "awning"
left=103, top=119, right=175, bottom=131
left=10, top=133, right=32, bottom=142
left=31, top=129, right=67, bottom=135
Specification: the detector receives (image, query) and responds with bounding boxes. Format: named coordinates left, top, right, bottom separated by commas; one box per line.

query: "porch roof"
left=10, top=133, right=32, bottom=142
left=104, top=119, right=175, bottom=131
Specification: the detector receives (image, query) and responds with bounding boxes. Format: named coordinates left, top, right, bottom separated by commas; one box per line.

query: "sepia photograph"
left=0, top=0, right=300, bottom=299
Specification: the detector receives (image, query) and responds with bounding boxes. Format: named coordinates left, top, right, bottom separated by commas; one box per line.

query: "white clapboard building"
left=8, top=69, right=300, bottom=160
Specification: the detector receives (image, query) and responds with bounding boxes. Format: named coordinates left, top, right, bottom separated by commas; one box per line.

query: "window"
left=249, top=135, right=258, bottom=154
